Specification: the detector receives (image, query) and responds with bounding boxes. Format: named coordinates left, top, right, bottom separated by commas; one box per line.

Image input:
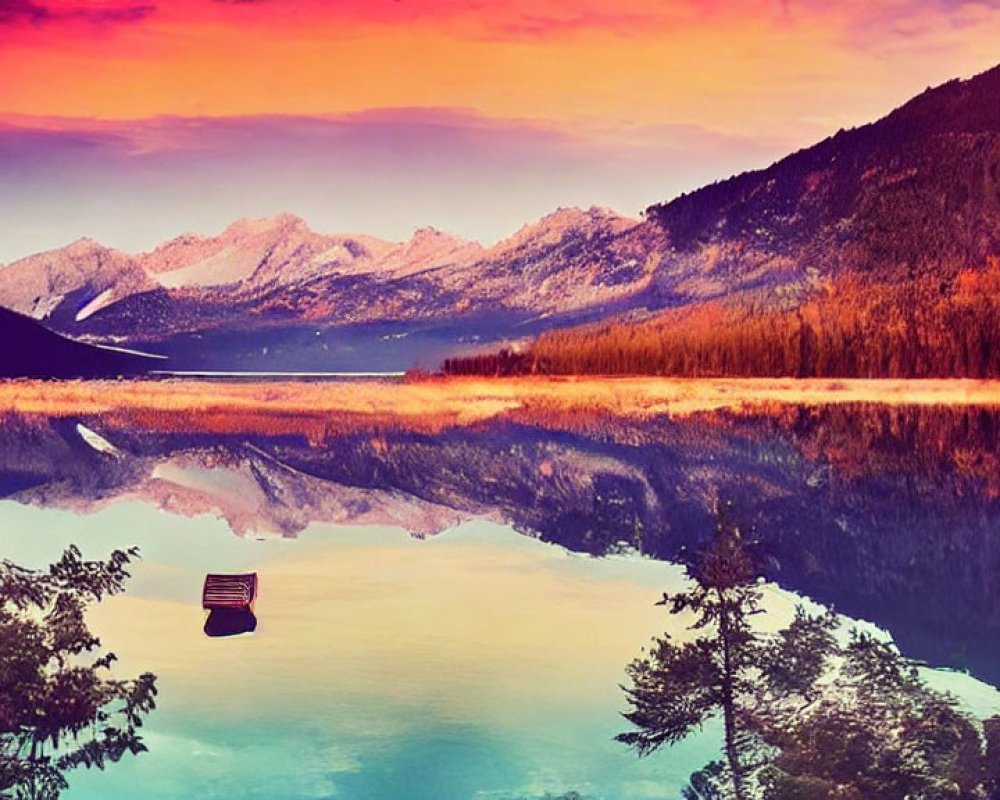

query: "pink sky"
left=2, top=0, right=1000, bottom=260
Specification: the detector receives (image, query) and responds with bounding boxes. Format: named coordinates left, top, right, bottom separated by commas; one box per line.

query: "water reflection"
left=204, top=609, right=258, bottom=637
left=0, top=509, right=714, bottom=800
left=1, top=402, right=999, bottom=687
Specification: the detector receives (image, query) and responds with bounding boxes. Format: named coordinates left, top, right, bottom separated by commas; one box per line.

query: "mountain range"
left=4, top=64, right=1000, bottom=372
left=0, top=207, right=652, bottom=329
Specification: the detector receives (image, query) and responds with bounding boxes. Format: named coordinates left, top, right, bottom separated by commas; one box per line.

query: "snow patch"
left=154, top=245, right=254, bottom=288
left=75, top=288, right=115, bottom=322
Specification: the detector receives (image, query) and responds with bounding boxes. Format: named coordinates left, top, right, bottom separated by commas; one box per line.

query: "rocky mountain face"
left=0, top=207, right=659, bottom=347
left=3, top=65, right=1000, bottom=362
left=0, top=238, right=157, bottom=324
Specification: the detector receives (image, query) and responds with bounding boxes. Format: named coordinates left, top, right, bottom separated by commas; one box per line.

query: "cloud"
left=0, top=0, right=155, bottom=26
left=4, top=0, right=998, bottom=42
left=0, top=110, right=787, bottom=261
left=0, top=0, right=49, bottom=23
left=781, top=0, right=1000, bottom=51
left=176, top=0, right=778, bottom=40
left=0, top=109, right=782, bottom=168
left=153, top=0, right=1000, bottom=56
left=76, top=3, right=155, bottom=23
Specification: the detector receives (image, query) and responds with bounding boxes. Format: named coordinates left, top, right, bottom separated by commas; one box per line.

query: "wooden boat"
left=202, top=572, right=258, bottom=613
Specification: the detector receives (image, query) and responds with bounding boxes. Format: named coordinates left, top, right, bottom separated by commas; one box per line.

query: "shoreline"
left=1, top=376, right=1000, bottom=422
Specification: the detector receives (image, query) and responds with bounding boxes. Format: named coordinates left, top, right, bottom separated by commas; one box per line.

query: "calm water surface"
left=1, top=507, right=721, bottom=800
left=2, top=393, right=1000, bottom=798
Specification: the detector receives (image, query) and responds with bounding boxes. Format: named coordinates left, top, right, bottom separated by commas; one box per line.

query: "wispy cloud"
left=0, top=110, right=787, bottom=261
left=0, top=0, right=49, bottom=23
left=191, top=0, right=1000, bottom=41
left=0, top=0, right=155, bottom=26
left=3, top=0, right=999, bottom=40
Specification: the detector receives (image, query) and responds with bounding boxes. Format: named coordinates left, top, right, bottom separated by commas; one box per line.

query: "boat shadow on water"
left=204, top=608, right=258, bottom=637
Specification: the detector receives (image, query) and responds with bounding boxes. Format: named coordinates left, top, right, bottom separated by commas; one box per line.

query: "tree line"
left=442, top=259, right=1000, bottom=378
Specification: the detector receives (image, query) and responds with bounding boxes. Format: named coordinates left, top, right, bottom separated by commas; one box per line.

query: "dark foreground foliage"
left=0, top=546, right=157, bottom=800
left=618, top=507, right=1000, bottom=800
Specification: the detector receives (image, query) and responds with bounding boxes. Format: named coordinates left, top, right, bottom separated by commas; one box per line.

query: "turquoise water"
left=6, top=400, right=1000, bottom=798
left=0, top=501, right=719, bottom=800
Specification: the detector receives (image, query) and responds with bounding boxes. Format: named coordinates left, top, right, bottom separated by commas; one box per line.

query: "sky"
left=2, top=0, right=1000, bottom=262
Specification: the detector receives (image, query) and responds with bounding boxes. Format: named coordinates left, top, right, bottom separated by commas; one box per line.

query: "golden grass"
left=2, top=376, right=1000, bottom=434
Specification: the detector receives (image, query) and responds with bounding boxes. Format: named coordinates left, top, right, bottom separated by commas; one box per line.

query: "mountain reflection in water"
left=1, top=401, right=999, bottom=687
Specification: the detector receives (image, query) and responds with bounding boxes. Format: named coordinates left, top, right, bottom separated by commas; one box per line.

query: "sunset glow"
left=4, top=1, right=1000, bottom=133
left=3, top=0, right=1000, bottom=259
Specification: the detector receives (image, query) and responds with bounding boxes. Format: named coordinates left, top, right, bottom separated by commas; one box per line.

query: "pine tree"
left=616, top=507, right=817, bottom=799
left=617, top=507, right=1000, bottom=799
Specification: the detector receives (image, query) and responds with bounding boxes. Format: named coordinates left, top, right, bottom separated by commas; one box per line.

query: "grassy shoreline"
left=1, top=376, right=1000, bottom=423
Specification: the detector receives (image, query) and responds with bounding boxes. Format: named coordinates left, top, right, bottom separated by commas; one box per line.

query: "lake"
left=2, top=377, right=1000, bottom=799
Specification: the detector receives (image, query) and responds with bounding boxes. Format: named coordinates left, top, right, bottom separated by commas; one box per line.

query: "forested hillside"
left=524, top=259, right=1000, bottom=377
left=445, top=65, right=1000, bottom=379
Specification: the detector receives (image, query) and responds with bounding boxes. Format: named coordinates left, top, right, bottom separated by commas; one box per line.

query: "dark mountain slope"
left=0, top=306, right=158, bottom=378
left=647, top=65, right=1000, bottom=283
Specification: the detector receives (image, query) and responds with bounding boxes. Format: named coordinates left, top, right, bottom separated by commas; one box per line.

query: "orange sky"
left=3, top=0, right=1000, bottom=141
left=3, top=0, right=1000, bottom=260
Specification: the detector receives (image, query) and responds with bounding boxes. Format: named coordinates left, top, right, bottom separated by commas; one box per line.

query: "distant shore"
left=2, top=377, right=1000, bottom=428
